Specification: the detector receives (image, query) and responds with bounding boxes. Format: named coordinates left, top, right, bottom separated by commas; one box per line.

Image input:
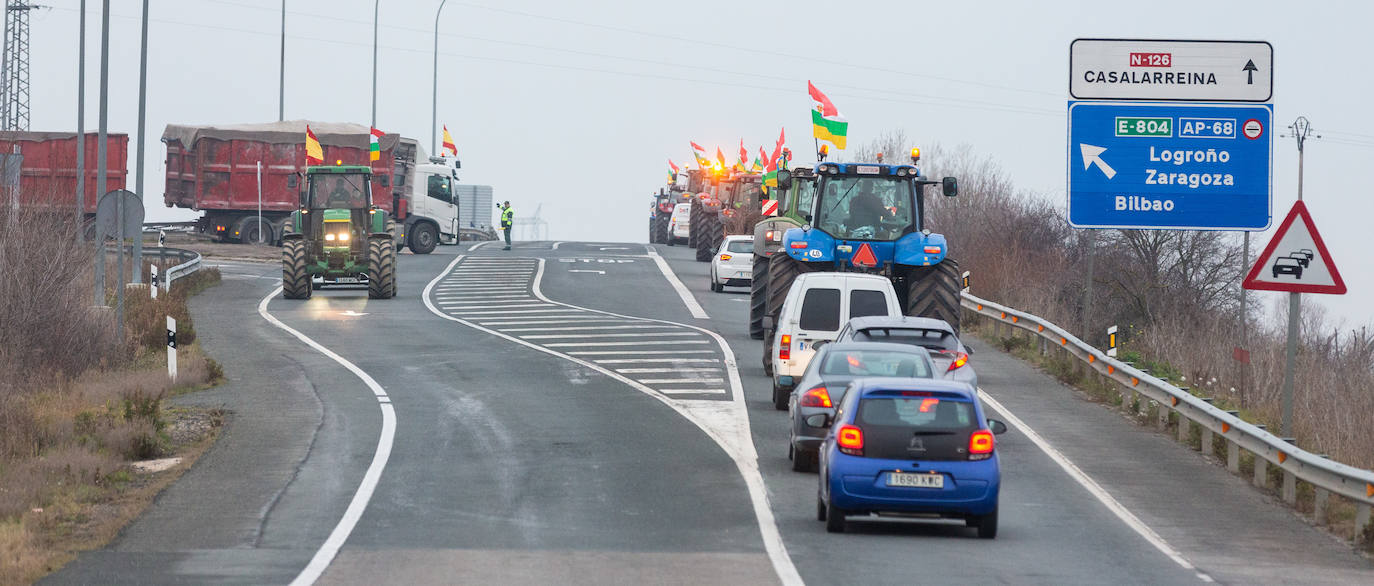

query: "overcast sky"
left=27, top=0, right=1372, bottom=327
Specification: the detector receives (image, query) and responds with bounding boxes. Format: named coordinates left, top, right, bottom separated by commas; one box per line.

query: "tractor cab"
left=304, top=166, right=378, bottom=254
left=776, top=152, right=957, bottom=274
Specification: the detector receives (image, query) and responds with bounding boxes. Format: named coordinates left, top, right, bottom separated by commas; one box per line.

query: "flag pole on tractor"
left=808, top=80, right=848, bottom=156
left=305, top=124, right=323, bottom=165
left=441, top=125, right=458, bottom=157
left=369, top=127, right=384, bottom=161
left=691, top=141, right=709, bottom=168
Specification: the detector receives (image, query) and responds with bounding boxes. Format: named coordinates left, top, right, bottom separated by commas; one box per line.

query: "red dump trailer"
left=0, top=131, right=129, bottom=214
left=162, top=121, right=409, bottom=244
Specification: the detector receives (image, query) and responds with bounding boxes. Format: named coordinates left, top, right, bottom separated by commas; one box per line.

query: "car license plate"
left=336, top=277, right=360, bottom=284
left=887, top=472, right=944, bottom=488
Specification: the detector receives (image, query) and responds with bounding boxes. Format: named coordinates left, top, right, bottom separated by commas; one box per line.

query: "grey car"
left=834, top=315, right=978, bottom=390
left=787, top=341, right=936, bottom=472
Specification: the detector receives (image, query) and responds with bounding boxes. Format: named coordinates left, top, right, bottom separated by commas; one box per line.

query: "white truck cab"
left=397, top=156, right=462, bottom=254
left=769, top=273, right=902, bottom=402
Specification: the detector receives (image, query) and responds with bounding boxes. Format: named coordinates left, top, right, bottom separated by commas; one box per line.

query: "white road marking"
left=646, top=248, right=709, bottom=319
left=568, top=269, right=605, bottom=274
left=258, top=289, right=396, bottom=586
left=544, top=340, right=710, bottom=347
left=637, top=378, right=725, bottom=384
left=658, top=388, right=727, bottom=395
left=568, top=350, right=716, bottom=355
left=436, top=299, right=542, bottom=305
left=519, top=332, right=700, bottom=340
left=468, top=240, right=497, bottom=250
left=594, top=358, right=720, bottom=364
left=551, top=241, right=564, bottom=249
left=457, top=308, right=584, bottom=315
left=422, top=255, right=801, bottom=585
left=976, top=389, right=1213, bottom=583
left=616, top=367, right=723, bottom=374
left=499, top=325, right=669, bottom=332
left=479, top=318, right=628, bottom=326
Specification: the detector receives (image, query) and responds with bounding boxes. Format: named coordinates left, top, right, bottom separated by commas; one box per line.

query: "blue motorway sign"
left=1067, top=101, right=1272, bottom=230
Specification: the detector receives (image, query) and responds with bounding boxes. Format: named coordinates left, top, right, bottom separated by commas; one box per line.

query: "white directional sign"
left=1071, top=39, right=1273, bottom=102
left=1242, top=201, right=1346, bottom=294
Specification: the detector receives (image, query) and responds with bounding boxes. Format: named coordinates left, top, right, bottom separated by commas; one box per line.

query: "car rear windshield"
left=853, top=328, right=958, bottom=351
left=799, top=288, right=841, bottom=331
left=849, top=289, right=889, bottom=319
left=855, top=396, right=977, bottom=460
left=725, top=240, right=752, bottom=253
left=820, top=350, right=931, bottom=378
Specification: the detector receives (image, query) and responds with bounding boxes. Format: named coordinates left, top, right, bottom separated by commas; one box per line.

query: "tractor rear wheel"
left=281, top=239, right=311, bottom=299
left=694, top=214, right=717, bottom=262
left=905, top=258, right=962, bottom=334
left=688, top=202, right=701, bottom=248
left=368, top=237, right=397, bottom=299
left=653, top=213, right=669, bottom=244
left=766, top=253, right=820, bottom=321
left=749, top=254, right=769, bottom=339
left=386, top=220, right=399, bottom=296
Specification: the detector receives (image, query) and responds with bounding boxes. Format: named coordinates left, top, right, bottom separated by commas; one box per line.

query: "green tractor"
left=281, top=165, right=397, bottom=300
left=750, top=166, right=815, bottom=341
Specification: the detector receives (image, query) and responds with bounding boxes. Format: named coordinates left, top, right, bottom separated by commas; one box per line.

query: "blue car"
left=814, top=378, right=1007, bottom=537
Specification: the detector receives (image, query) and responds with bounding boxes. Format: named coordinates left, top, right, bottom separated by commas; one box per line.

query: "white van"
left=768, top=273, right=902, bottom=403
left=666, top=203, right=692, bottom=245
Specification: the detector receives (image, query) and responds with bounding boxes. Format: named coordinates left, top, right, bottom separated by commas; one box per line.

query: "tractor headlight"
left=325, top=233, right=335, bottom=241
left=338, top=232, right=349, bottom=241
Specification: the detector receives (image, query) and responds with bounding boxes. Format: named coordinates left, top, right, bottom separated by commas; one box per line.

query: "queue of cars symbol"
left=709, top=235, right=754, bottom=292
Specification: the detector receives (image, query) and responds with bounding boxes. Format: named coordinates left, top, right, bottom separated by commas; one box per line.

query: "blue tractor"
left=764, top=150, right=961, bottom=345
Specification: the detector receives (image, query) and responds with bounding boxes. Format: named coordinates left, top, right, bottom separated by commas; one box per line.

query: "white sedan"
left=709, top=235, right=754, bottom=292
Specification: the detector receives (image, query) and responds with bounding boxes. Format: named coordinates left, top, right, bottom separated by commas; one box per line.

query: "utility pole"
left=370, top=0, right=378, bottom=129
left=1081, top=229, right=1096, bottom=342
left=1279, top=116, right=1318, bottom=437
left=278, top=0, right=285, bottom=121
left=131, top=0, right=148, bottom=284
left=1, top=0, right=43, bottom=131
left=75, top=0, right=85, bottom=241
left=432, top=0, right=447, bottom=155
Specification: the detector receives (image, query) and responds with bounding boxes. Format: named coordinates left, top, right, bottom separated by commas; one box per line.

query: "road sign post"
left=1068, top=102, right=1273, bottom=230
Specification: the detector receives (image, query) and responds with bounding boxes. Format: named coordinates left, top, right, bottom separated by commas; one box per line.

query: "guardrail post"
left=1227, top=439, right=1240, bottom=473
left=1281, top=471, right=1296, bottom=504
left=1177, top=414, right=1189, bottom=442
left=1313, top=487, right=1329, bottom=524
left=1253, top=455, right=1268, bottom=489
left=1201, top=427, right=1213, bottom=456
left=1356, top=504, right=1372, bottom=542
left=1156, top=402, right=1168, bottom=430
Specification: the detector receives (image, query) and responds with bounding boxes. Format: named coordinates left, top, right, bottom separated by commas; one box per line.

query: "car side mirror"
left=805, top=413, right=831, bottom=428
left=965, top=346, right=975, bottom=355
left=987, top=419, right=1007, bottom=435
left=776, top=169, right=793, bottom=190
left=942, top=176, right=958, bottom=197
left=812, top=340, right=828, bottom=351
left=803, top=214, right=812, bottom=223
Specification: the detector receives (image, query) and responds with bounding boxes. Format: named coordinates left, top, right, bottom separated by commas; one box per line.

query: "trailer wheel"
left=368, top=237, right=397, bottom=299
left=240, top=218, right=272, bottom=246
left=281, top=239, right=311, bottom=299
left=749, top=254, right=769, bottom=339
left=409, top=221, right=438, bottom=255
left=905, top=258, right=962, bottom=335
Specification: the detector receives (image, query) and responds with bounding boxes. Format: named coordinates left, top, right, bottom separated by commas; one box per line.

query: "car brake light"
left=779, top=335, right=791, bottom=360
left=800, top=387, right=832, bottom=408
left=969, top=430, right=994, bottom=460
left=790, top=242, right=808, bottom=249
left=719, top=254, right=732, bottom=261
left=941, top=351, right=969, bottom=372
left=924, top=245, right=942, bottom=254
left=837, top=424, right=864, bottom=455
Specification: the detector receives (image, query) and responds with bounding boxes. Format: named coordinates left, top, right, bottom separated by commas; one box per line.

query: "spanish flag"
left=369, top=127, right=384, bottom=161
left=808, top=81, right=848, bottom=150
left=305, top=125, right=324, bottom=165
left=441, top=125, right=458, bottom=157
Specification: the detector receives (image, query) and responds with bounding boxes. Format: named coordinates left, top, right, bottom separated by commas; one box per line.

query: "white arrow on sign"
left=1080, top=144, right=1117, bottom=179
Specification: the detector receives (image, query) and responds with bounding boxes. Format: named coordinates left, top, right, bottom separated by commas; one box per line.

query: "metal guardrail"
left=961, top=292, right=1374, bottom=537
left=101, top=244, right=203, bottom=292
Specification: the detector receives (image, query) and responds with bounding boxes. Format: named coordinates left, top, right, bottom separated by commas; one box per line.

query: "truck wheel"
left=281, top=239, right=311, bottom=299
left=409, top=222, right=438, bottom=255
left=368, top=237, right=397, bottom=299
left=905, top=258, right=962, bottom=335
left=240, top=218, right=272, bottom=246
left=749, top=255, right=769, bottom=339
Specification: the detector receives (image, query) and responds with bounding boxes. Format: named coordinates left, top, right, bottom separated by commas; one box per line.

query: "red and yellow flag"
left=305, top=125, right=323, bottom=165
left=441, top=125, right=458, bottom=157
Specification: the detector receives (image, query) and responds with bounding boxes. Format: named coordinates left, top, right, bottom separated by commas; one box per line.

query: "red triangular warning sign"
left=1242, top=201, right=1346, bottom=294
left=852, top=243, right=878, bottom=268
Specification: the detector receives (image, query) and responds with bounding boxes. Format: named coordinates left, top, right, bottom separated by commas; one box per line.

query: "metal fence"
left=103, top=244, right=203, bottom=292
left=961, top=292, right=1374, bottom=541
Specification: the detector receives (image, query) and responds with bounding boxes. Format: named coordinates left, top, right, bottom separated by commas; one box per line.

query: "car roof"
left=723, top=234, right=753, bottom=241
left=845, top=315, right=954, bottom=332
left=850, top=377, right=977, bottom=397
left=1276, top=257, right=1299, bottom=262
left=795, top=272, right=891, bottom=285
left=823, top=341, right=935, bottom=355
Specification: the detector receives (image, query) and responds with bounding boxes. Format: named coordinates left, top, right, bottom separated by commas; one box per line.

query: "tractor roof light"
left=336, top=159, right=343, bottom=165
left=911, top=147, right=921, bottom=163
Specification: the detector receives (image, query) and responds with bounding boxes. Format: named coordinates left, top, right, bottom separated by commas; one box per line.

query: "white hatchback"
left=710, top=235, right=754, bottom=292
left=666, top=203, right=692, bottom=245
left=768, top=273, right=902, bottom=398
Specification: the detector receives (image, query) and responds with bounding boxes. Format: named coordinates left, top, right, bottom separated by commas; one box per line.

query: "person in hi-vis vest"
left=498, top=201, right=514, bottom=250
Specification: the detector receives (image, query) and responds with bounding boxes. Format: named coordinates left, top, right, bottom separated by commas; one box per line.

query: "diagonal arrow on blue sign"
left=1067, top=101, right=1272, bottom=230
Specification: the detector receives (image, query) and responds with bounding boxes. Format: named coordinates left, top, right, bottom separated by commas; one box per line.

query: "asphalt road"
left=48, top=240, right=1374, bottom=585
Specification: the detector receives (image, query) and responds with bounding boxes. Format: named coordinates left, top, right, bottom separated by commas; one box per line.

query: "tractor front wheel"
left=905, top=258, right=962, bottom=334
left=281, top=239, right=311, bottom=299
left=749, top=254, right=769, bottom=339
left=368, top=237, right=397, bottom=299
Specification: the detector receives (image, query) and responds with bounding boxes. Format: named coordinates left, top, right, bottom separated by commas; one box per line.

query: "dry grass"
left=0, top=203, right=225, bottom=584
